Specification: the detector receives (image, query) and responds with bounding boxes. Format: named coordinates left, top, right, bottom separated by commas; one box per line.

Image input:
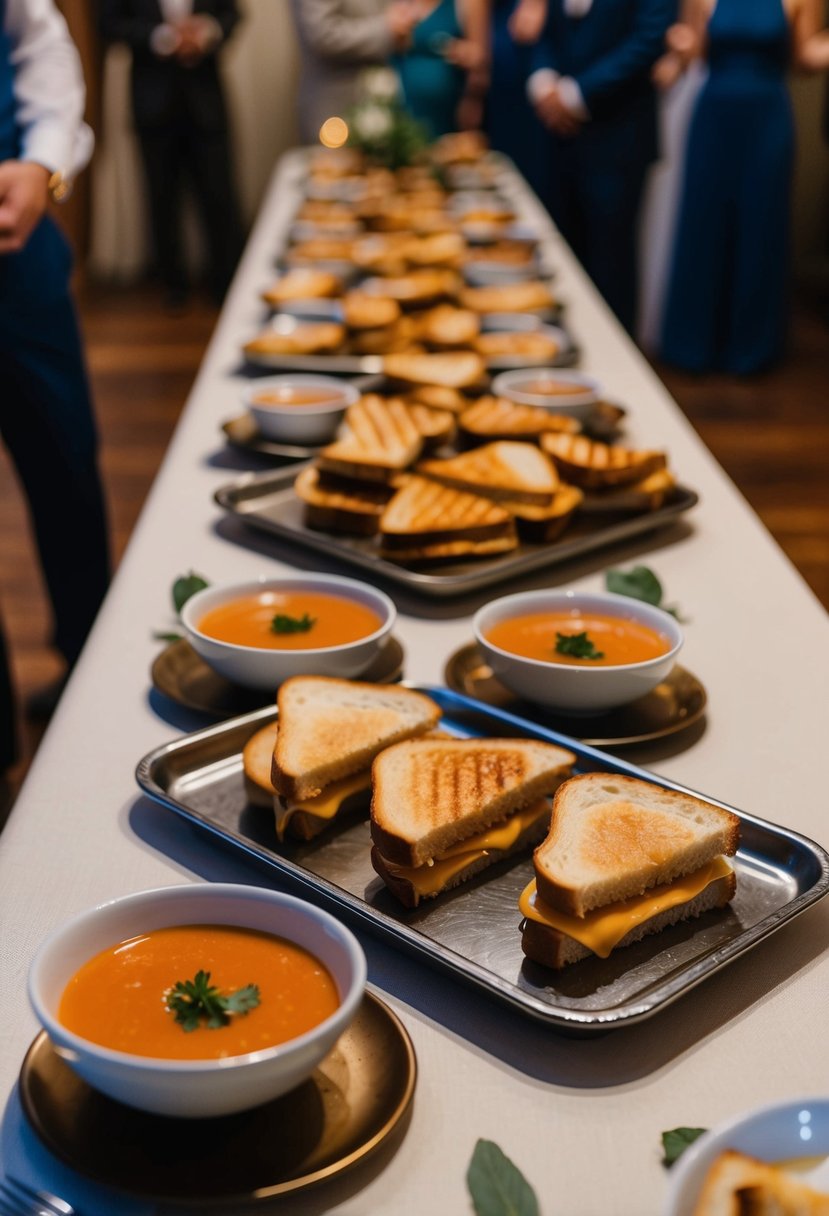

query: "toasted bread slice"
left=521, top=869, right=736, bottom=968
left=346, top=318, right=420, bottom=355
left=414, top=305, right=480, bottom=348
left=474, top=331, right=560, bottom=361
left=384, top=350, right=486, bottom=389
left=403, top=385, right=470, bottom=415
left=260, top=269, right=342, bottom=306
left=403, top=401, right=458, bottom=449
left=244, top=321, right=346, bottom=358
left=459, top=396, right=579, bottom=443
left=342, top=292, right=401, bottom=330
left=533, top=774, right=741, bottom=918
left=505, top=482, right=583, bottom=542
left=417, top=441, right=559, bottom=507
left=285, top=237, right=354, bottom=264
left=692, top=1151, right=829, bottom=1216
left=372, top=797, right=552, bottom=907
left=460, top=281, right=555, bottom=314
left=579, top=468, right=677, bottom=513
left=432, top=130, right=489, bottom=164
left=242, top=721, right=279, bottom=807
left=360, top=269, right=461, bottom=305
left=400, top=231, right=465, bottom=269
left=272, top=677, right=441, bottom=803
left=540, top=432, right=667, bottom=489
left=379, top=475, right=518, bottom=560
left=318, top=395, right=423, bottom=482
left=371, top=737, right=575, bottom=868
left=294, top=466, right=394, bottom=535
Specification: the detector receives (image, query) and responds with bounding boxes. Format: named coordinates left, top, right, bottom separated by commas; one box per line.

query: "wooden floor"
left=1, top=282, right=827, bottom=817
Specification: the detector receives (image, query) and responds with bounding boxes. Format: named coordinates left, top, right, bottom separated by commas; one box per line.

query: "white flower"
left=361, top=67, right=400, bottom=102
left=353, top=104, right=393, bottom=141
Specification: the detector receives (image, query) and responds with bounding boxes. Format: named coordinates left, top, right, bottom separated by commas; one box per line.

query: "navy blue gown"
left=486, top=0, right=551, bottom=201
left=660, top=0, right=793, bottom=373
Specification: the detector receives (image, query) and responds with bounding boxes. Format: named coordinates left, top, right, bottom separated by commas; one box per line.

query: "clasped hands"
left=0, top=160, right=50, bottom=256
left=157, top=14, right=221, bottom=65
left=533, top=83, right=583, bottom=137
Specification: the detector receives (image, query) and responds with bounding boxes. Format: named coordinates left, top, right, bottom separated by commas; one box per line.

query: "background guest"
left=528, top=0, right=675, bottom=332
left=395, top=0, right=491, bottom=138
left=656, top=0, right=828, bottom=374
left=289, top=0, right=421, bottom=143
left=0, top=0, right=110, bottom=758
left=486, top=0, right=551, bottom=199
left=100, top=0, right=244, bottom=306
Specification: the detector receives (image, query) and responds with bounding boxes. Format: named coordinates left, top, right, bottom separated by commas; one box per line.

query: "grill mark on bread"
left=540, top=433, right=667, bottom=489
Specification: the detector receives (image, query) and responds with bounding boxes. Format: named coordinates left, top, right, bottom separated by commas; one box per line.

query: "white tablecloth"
left=1, top=151, right=827, bottom=1216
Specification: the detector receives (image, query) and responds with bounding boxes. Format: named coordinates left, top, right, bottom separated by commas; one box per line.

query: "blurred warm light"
left=319, top=117, right=349, bottom=149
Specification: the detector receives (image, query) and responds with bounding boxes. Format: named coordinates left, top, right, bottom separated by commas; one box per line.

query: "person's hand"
left=665, top=22, right=698, bottom=60
left=534, top=85, right=582, bottom=137
left=0, top=160, right=50, bottom=255
left=456, top=89, right=484, bottom=131
left=175, top=14, right=220, bottom=65
left=652, top=49, right=684, bottom=90
left=386, top=0, right=418, bottom=48
left=443, top=37, right=488, bottom=71
left=508, top=0, right=546, bottom=45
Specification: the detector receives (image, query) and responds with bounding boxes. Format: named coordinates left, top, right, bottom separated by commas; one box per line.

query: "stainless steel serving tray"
left=135, top=687, right=829, bottom=1035
left=214, top=465, right=699, bottom=598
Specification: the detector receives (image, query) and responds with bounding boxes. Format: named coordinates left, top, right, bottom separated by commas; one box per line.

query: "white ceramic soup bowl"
left=491, top=368, right=603, bottom=419
left=474, top=590, right=683, bottom=714
left=28, top=883, right=367, bottom=1118
left=663, top=1097, right=829, bottom=1216
left=180, top=574, right=396, bottom=690
left=244, top=374, right=358, bottom=444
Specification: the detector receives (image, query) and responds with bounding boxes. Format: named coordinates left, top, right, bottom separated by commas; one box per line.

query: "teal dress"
left=396, top=0, right=465, bottom=139
left=661, top=0, right=793, bottom=373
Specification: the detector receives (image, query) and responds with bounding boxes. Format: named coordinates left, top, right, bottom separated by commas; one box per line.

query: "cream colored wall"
left=90, top=0, right=301, bottom=277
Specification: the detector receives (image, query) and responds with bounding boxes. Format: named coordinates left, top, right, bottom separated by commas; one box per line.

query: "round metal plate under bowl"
left=151, top=635, right=405, bottom=719
left=19, top=992, right=416, bottom=1205
left=444, top=642, right=707, bottom=747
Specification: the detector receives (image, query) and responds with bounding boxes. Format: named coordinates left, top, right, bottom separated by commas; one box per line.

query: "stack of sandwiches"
left=540, top=432, right=674, bottom=511
left=369, top=737, right=576, bottom=907
left=519, top=774, right=740, bottom=969
left=242, top=677, right=441, bottom=842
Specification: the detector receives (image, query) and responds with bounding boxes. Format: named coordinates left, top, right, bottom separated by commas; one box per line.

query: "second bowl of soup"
left=180, top=574, right=396, bottom=689
left=474, top=590, right=683, bottom=712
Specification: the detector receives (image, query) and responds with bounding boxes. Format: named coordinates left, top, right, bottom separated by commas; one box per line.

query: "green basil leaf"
left=467, top=1139, right=539, bottom=1216
left=172, top=573, right=209, bottom=614
left=661, top=1127, right=707, bottom=1167
left=153, top=631, right=184, bottom=643
left=606, top=565, right=664, bottom=606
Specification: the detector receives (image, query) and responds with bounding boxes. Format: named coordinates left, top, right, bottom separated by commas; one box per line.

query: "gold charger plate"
left=444, top=642, right=706, bottom=746
left=19, top=992, right=416, bottom=1206
left=151, top=635, right=405, bottom=718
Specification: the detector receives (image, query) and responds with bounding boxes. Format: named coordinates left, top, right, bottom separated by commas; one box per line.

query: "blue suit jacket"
left=532, top=0, right=676, bottom=166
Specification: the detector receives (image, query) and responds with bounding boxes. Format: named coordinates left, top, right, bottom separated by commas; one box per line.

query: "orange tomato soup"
left=486, top=611, right=671, bottom=667
left=197, top=591, right=381, bottom=650
left=253, top=387, right=343, bottom=407
left=517, top=379, right=588, bottom=396
left=58, top=924, right=339, bottom=1060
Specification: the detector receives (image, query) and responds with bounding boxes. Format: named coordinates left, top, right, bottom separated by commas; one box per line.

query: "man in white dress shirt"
left=0, top=0, right=110, bottom=769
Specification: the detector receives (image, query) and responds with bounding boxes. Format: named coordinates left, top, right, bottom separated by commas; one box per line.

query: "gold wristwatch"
left=47, top=169, right=73, bottom=203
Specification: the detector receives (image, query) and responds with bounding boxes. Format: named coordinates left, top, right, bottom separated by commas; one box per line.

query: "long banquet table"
left=1, top=150, right=828, bottom=1216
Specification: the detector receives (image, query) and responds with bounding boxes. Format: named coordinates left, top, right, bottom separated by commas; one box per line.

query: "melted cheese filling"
left=378, top=801, right=549, bottom=897
left=274, top=771, right=371, bottom=841
left=518, top=856, right=733, bottom=958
